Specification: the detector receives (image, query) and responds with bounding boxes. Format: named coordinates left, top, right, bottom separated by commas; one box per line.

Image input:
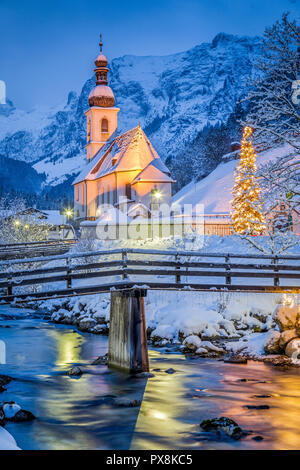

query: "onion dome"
left=95, top=54, right=108, bottom=67
left=88, top=85, right=115, bottom=107
left=88, top=34, right=116, bottom=108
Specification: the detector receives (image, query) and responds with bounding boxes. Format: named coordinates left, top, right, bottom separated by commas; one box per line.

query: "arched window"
left=87, top=120, right=91, bottom=141
left=101, top=118, right=108, bottom=133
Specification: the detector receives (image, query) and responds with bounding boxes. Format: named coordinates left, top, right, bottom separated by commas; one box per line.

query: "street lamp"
left=65, top=209, right=73, bottom=219
left=63, top=208, right=73, bottom=239
left=153, top=190, right=162, bottom=200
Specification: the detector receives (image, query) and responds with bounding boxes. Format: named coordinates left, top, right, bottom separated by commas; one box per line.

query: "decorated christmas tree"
left=231, top=126, right=265, bottom=235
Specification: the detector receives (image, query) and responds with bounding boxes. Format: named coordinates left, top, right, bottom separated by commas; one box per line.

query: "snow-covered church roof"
left=73, top=126, right=173, bottom=185
left=131, top=160, right=175, bottom=184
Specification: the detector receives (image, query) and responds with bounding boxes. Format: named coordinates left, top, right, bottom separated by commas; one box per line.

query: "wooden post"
left=66, top=257, right=72, bottom=289
left=108, top=289, right=149, bottom=373
left=175, top=254, right=181, bottom=284
left=6, top=276, right=12, bottom=297
left=273, top=256, right=279, bottom=287
left=225, top=254, right=231, bottom=285
left=122, top=250, right=128, bottom=279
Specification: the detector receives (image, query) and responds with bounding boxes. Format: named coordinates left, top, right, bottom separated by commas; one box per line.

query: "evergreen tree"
left=231, top=127, right=265, bottom=235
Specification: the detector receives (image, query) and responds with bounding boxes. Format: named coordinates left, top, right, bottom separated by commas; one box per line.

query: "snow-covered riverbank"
left=0, top=427, right=19, bottom=450
left=6, top=235, right=300, bottom=362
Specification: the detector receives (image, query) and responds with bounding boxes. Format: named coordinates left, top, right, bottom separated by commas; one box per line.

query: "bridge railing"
left=0, top=248, right=299, bottom=300
left=0, top=239, right=77, bottom=261
left=0, top=239, right=76, bottom=249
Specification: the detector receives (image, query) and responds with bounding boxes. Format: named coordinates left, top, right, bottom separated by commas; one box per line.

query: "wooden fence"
left=0, top=248, right=299, bottom=302
left=0, top=239, right=76, bottom=261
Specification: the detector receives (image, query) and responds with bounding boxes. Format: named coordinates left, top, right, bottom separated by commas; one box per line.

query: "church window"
left=87, top=120, right=91, bottom=141
left=101, top=118, right=109, bottom=133
left=125, top=184, right=132, bottom=200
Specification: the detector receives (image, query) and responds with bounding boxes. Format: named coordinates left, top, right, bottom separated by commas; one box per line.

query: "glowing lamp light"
left=153, top=190, right=162, bottom=200
left=64, top=209, right=73, bottom=220
left=14, top=220, right=21, bottom=226
left=24, top=224, right=29, bottom=229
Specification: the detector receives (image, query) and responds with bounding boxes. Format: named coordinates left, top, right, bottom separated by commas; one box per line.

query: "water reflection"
left=45, top=329, right=84, bottom=367
left=1, top=315, right=300, bottom=450
left=132, top=350, right=188, bottom=450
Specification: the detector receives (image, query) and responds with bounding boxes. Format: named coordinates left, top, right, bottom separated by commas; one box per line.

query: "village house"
left=73, top=36, right=175, bottom=225
left=0, top=208, right=75, bottom=240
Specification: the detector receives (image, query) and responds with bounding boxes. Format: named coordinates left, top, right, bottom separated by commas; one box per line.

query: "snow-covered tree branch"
left=0, top=196, right=53, bottom=244
left=242, top=13, right=300, bottom=152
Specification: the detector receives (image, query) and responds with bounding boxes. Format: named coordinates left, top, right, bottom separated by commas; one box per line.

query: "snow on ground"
left=224, top=332, right=269, bottom=357
left=0, top=427, right=20, bottom=450
left=172, top=143, right=297, bottom=213
left=146, top=289, right=282, bottom=342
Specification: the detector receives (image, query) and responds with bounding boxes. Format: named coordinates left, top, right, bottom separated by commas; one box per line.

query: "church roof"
left=127, top=202, right=151, bottom=217
left=131, top=160, right=175, bottom=185
left=73, top=126, right=172, bottom=185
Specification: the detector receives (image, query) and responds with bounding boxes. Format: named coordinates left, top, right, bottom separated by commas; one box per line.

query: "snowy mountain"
left=0, top=33, right=262, bottom=198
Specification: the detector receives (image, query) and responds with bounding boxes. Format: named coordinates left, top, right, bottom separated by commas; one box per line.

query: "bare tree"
left=243, top=13, right=300, bottom=152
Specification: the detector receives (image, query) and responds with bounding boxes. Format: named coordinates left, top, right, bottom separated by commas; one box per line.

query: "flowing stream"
left=1, top=306, right=300, bottom=450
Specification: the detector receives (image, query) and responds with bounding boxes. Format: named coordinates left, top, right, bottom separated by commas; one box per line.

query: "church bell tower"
left=85, top=35, right=119, bottom=161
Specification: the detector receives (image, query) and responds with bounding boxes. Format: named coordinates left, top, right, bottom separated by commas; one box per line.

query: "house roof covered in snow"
left=127, top=201, right=151, bottom=217
left=131, top=160, right=175, bottom=185
left=73, top=126, right=173, bottom=185
left=0, top=208, right=68, bottom=226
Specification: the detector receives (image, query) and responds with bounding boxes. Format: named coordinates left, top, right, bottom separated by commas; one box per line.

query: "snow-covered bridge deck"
left=0, top=239, right=76, bottom=261
left=0, top=248, right=299, bottom=303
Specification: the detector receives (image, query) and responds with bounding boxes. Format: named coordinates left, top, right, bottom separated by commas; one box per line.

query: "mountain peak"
left=212, top=32, right=236, bottom=47
left=211, top=32, right=260, bottom=48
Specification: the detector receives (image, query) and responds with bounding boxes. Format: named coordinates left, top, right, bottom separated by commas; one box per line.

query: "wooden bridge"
left=0, top=239, right=76, bottom=261
left=0, top=248, right=299, bottom=374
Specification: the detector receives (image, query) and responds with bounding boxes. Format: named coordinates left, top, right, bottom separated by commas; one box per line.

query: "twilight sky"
left=0, top=0, right=299, bottom=110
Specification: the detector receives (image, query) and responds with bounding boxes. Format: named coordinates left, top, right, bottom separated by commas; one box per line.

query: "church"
left=73, top=36, right=174, bottom=223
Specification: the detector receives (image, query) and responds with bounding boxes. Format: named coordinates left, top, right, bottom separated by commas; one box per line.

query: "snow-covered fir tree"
left=231, top=126, right=265, bottom=235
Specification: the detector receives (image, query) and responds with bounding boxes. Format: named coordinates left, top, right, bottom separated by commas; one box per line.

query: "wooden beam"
left=108, top=289, right=149, bottom=373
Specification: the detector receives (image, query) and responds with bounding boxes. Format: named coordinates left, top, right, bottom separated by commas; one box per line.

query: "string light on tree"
left=231, top=126, right=265, bottom=236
